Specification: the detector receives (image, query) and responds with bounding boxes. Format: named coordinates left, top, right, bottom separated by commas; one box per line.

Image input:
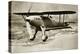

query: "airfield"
left=10, top=21, right=78, bottom=53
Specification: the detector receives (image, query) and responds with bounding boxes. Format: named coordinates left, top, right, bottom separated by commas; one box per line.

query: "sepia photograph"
left=9, top=1, right=78, bottom=53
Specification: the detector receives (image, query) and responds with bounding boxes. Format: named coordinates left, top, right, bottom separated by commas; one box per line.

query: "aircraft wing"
left=42, top=11, right=76, bottom=15
left=13, top=12, right=43, bottom=16
left=13, top=11, right=76, bottom=16
left=45, top=26, right=72, bottom=31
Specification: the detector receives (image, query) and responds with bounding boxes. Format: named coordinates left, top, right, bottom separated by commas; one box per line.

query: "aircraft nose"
left=26, top=17, right=31, bottom=22
left=26, top=19, right=31, bottom=22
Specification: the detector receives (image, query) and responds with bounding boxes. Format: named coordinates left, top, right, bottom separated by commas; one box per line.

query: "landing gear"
left=30, top=36, right=35, bottom=41
left=42, top=36, right=48, bottom=42
left=29, top=26, right=48, bottom=42
left=29, top=29, right=38, bottom=41
left=40, top=26, right=48, bottom=42
left=27, top=23, right=48, bottom=42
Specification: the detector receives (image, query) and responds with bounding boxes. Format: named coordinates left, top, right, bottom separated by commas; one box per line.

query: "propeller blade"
left=26, top=21, right=33, bottom=39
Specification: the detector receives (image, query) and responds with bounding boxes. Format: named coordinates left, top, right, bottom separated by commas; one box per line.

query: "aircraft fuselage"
left=26, top=16, right=69, bottom=29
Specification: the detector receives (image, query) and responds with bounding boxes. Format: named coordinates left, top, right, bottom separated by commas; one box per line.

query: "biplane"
left=13, top=8, right=76, bottom=42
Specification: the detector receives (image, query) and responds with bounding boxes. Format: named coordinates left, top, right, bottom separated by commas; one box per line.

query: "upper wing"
left=13, top=12, right=43, bottom=16
left=42, top=11, right=76, bottom=15
left=13, top=11, right=76, bottom=16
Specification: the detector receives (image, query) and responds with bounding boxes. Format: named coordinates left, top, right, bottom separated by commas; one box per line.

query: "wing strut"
left=63, top=14, right=65, bottom=23
left=59, top=14, right=61, bottom=23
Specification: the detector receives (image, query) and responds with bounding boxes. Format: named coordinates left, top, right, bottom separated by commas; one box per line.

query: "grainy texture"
left=9, top=1, right=78, bottom=53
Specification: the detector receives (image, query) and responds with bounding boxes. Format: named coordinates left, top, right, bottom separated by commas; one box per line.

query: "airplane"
left=13, top=7, right=76, bottom=42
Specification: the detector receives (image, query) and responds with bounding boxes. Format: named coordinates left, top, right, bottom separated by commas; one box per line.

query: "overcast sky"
left=10, top=1, right=78, bottom=22
left=11, top=1, right=77, bottom=12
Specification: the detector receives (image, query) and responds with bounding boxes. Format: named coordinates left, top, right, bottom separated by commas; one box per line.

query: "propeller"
left=25, top=4, right=34, bottom=40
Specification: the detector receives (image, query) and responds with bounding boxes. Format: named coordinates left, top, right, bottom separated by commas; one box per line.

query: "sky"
left=10, top=1, right=78, bottom=22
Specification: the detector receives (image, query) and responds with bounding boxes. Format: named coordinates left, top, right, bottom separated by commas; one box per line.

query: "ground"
left=10, top=23, right=78, bottom=53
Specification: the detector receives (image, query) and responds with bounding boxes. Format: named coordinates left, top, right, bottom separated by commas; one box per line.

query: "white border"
left=0, top=0, right=80, bottom=54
